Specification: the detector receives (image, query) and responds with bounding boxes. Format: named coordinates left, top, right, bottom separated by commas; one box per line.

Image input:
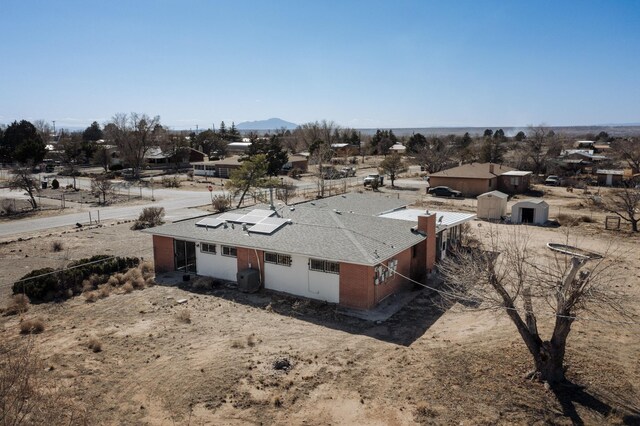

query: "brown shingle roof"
left=428, top=162, right=515, bottom=179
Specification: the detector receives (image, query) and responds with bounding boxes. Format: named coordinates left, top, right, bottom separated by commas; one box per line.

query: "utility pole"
left=52, top=120, right=56, bottom=134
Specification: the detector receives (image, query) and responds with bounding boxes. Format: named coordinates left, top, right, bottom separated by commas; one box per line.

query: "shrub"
left=131, top=207, right=165, bottom=230
left=191, top=276, right=214, bottom=291
left=109, top=164, right=123, bottom=171
left=1, top=199, right=16, bottom=215
left=81, top=279, right=94, bottom=293
left=87, top=336, right=102, bottom=352
left=51, top=240, right=64, bottom=252
left=51, top=178, right=60, bottom=189
left=5, top=294, right=30, bottom=315
left=177, top=309, right=191, bottom=324
left=122, top=282, right=134, bottom=293
left=20, top=318, right=45, bottom=334
left=97, top=284, right=111, bottom=298
left=131, top=277, right=146, bottom=290
left=186, top=170, right=194, bottom=179
left=212, top=195, right=231, bottom=213
left=161, top=176, right=181, bottom=188
left=83, top=291, right=98, bottom=303
left=139, top=261, right=154, bottom=280
left=13, top=256, right=140, bottom=302
left=107, top=276, right=120, bottom=287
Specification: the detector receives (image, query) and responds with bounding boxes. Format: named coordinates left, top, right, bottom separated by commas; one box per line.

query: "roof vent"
left=289, top=207, right=295, bottom=211
left=242, top=223, right=248, bottom=231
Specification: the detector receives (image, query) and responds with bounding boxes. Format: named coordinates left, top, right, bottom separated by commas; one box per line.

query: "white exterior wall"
left=511, top=202, right=549, bottom=225
left=196, top=248, right=238, bottom=281
left=264, top=254, right=339, bottom=303
left=477, top=197, right=507, bottom=220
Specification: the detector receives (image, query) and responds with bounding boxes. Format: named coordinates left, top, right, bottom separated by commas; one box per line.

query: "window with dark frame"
left=201, top=243, right=216, bottom=254
left=309, top=258, right=340, bottom=274
left=264, top=252, right=292, bottom=267
left=221, top=245, right=237, bottom=257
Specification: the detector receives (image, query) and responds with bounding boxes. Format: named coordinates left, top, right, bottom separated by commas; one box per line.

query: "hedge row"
left=12, top=255, right=140, bottom=302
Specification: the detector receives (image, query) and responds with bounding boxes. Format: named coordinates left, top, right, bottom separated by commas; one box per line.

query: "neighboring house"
left=145, top=147, right=207, bottom=167
left=511, top=199, right=549, bottom=225
left=281, top=154, right=308, bottom=173
left=389, top=143, right=407, bottom=154
left=428, top=163, right=531, bottom=197
left=144, top=193, right=475, bottom=310
left=227, top=142, right=252, bottom=155
left=596, top=169, right=624, bottom=187
left=331, top=143, right=360, bottom=157
left=574, top=140, right=595, bottom=149
left=192, top=156, right=243, bottom=178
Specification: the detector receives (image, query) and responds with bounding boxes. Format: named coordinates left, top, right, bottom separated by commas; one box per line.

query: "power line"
left=378, top=262, right=640, bottom=326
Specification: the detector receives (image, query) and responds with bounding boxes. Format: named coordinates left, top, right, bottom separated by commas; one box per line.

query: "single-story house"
left=145, top=147, right=207, bottom=166
left=510, top=199, right=549, bottom=225
left=428, top=163, right=531, bottom=197
left=226, top=142, right=253, bottom=155
left=389, top=143, right=407, bottom=154
left=192, top=156, right=243, bottom=178
left=596, top=169, right=624, bottom=187
left=281, top=154, right=308, bottom=173
left=331, top=143, right=360, bottom=157
left=144, top=193, right=475, bottom=310
left=476, top=190, right=508, bottom=220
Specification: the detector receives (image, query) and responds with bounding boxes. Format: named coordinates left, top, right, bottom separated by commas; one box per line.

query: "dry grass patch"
left=231, top=340, right=244, bottom=349
left=51, top=240, right=64, bottom=252
left=97, top=284, right=111, bottom=299
left=19, top=317, right=45, bottom=334
left=5, top=294, right=30, bottom=316
left=139, top=261, right=154, bottom=279
left=87, top=336, right=102, bottom=352
left=176, top=309, right=191, bottom=324
left=83, top=291, right=98, bottom=303
left=121, top=282, right=134, bottom=293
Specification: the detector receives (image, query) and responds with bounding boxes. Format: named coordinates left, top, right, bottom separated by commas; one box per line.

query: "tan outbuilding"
left=477, top=190, right=508, bottom=220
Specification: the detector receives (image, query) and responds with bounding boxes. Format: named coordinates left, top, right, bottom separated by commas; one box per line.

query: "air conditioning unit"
left=237, top=269, right=260, bottom=293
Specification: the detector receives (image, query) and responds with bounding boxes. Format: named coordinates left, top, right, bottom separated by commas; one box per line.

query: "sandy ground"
left=1, top=186, right=639, bottom=425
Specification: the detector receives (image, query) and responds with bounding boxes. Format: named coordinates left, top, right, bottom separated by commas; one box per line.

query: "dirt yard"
left=1, top=189, right=639, bottom=425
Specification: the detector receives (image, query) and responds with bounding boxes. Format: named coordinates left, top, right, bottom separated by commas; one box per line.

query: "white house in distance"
left=476, top=190, right=508, bottom=220
left=511, top=199, right=549, bottom=225
left=144, top=193, right=475, bottom=310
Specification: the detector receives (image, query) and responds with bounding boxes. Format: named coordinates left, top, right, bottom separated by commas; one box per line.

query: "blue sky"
left=1, top=0, right=639, bottom=130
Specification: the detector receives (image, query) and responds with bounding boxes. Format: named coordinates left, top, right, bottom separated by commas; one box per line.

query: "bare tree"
left=0, top=337, right=87, bottom=425
left=92, top=145, right=110, bottom=172
left=414, top=137, right=452, bottom=173
left=612, top=137, right=640, bottom=172
left=8, top=166, right=39, bottom=209
left=379, top=152, right=407, bottom=187
left=105, top=113, right=162, bottom=178
left=439, top=227, right=621, bottom=384
left=590, top=187, right=640, bottom=232
left=90, top=175, right=114, bottom=205
left=522, top=125, right=555, bottom=178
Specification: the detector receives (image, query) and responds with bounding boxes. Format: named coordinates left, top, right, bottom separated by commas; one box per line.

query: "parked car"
left=339, top=167, right=356, bottom=178
left=363, top=174, right=383, bottom=187
left=428, top=186, right=462, bottom=197
left=544, top=175, right=560, bottom=186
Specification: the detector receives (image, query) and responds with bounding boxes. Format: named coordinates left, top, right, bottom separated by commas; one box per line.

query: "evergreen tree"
left=82, top=121, right=104, bottom=142
left=242, top=135, right=288, bottom=176
left=1, top=120, right=47, bottom=164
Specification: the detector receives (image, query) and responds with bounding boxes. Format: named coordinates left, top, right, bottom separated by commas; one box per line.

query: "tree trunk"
left=533, top=341, right=566, bottom=383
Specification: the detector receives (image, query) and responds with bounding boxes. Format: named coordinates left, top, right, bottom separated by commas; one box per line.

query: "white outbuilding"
left=511, top=199, right=549, bottom=225
left=476, top=190, right=508, bottom=220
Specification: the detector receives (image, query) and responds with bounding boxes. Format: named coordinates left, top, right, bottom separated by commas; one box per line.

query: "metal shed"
left=477, top=190, right=508, bottom=220
left=511, top=199, right=549, bottom=225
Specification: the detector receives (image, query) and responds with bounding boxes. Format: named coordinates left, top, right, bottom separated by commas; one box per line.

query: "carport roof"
left=379, top=209, right=476, bottom=231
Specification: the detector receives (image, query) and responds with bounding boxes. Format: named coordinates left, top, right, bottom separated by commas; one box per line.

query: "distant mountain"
left=236, top=118, right=298, bottom=131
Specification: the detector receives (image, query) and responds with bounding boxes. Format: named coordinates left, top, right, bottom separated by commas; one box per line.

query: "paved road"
left=0, top=185, right=221, bottom=237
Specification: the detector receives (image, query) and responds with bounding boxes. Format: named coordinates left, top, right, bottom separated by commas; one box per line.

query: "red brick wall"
left=153, top=235, right=174, bottom=273
left=339, top=263, right=375, bottom=309
left=498, top=175, right=530, bottom=194
left=429, top=176, right=495, bottom=197
left=237, top=247, right=264, bottom=281
left=418, top=214, right=437, bottom=272
left=374, top=247, right=413, bottom=305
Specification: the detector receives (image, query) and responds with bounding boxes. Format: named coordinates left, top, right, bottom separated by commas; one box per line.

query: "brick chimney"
left=417, top=213, right=437, bottom=273
left=489, top=163, right=495, bottom=174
